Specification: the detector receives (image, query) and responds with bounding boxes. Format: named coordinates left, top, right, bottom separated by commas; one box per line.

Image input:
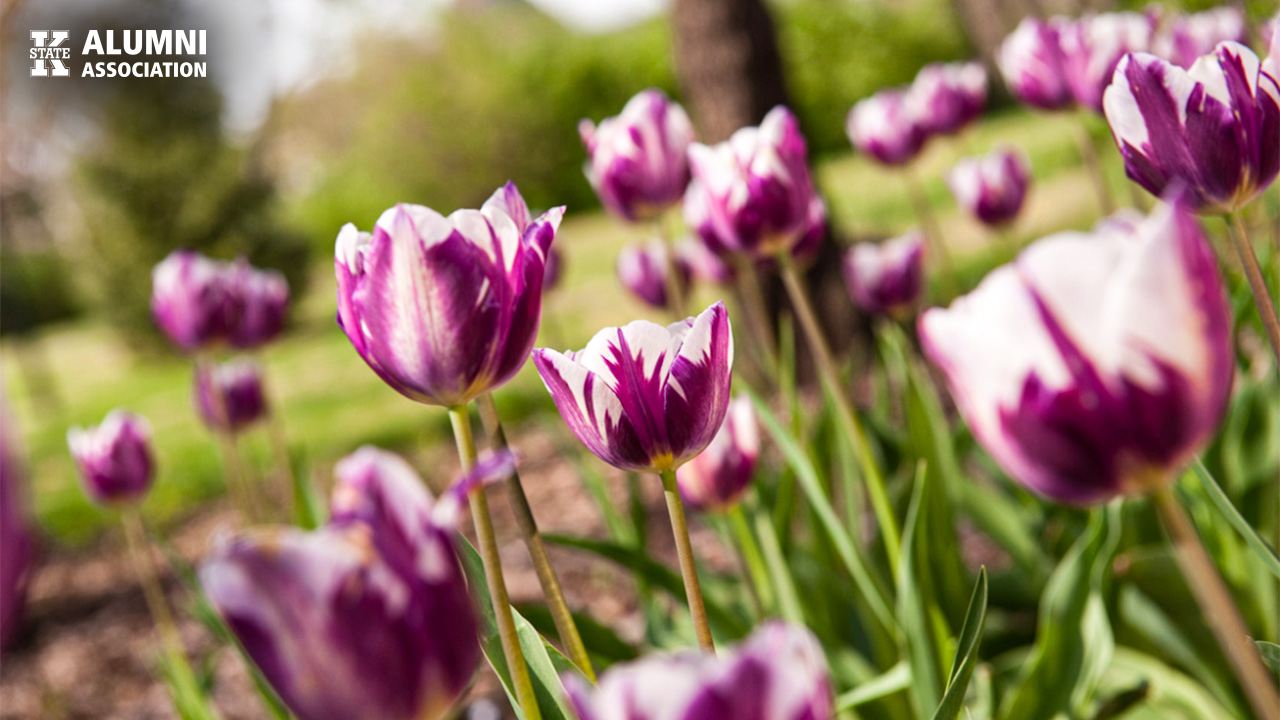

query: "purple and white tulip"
left=533, top=301, right=734, bottom=473
left=227, top=260, right=289, bottom=349
left=1060, top=12, right=1156, bottom=113
left=919, top=191, right=1232, bottom=505
left=685, top=106, right=819, bottom=258
left=67, top=410, right=155, bottom=506
left=151, top=250, right=236, bottom=352
left=200, top=447, right=481, bottom=720
left=580, top=89, right=697, bottom=223
left=679, top=236, right=735, bottom=286
left=910, top=61, right=988, bottom=136
left=846, top=90, right=927, bottom=165
left=842, top=232, right=926, bottom=317
left=676, top=397, right=759, bottom=513
left=1, top=407, right=35, bottom=650
left=1152, top=7, right=1246, bottom=69
left=543, top=244, right=565, bottom=293
left=616, top=239, right=692, bottom=310
left=335, top=182, right=563, bottom=407
left=1103, top=42, right=1280, bottom=213
left=565, top=622, right=833, bottom=720
left=998, top=17, right=1075, bottom=111
left=194, top=358, right=268, bottom=434
left=946, top=147, right=1032, bottom=227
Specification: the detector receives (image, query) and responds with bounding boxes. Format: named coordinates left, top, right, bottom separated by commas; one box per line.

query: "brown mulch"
left=0, top=422, right=737, bottom=720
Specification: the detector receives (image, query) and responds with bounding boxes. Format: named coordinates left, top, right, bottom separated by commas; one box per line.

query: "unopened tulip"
left=565, top=622, right=833, bottom=720
left=946, top=147, right=1031, bottom=227
left=1103, top=42, right=1279, bottom=213
left=194, top=358, right=267, bottom=433
left=1060, top=12, right=1155, bottom=112
left=919, top=192, right=1232, bottom=505
left=227, top=260, right=289, bottom=349
left=533, top=301, right=733, bottom=473
left=685, top=106, right=819, bottom=257
left=846, top=90, right=927, bottom=165
left=200, top=447, right=481, bottom=720
left=616, top=239, right=692, bottom=310
left=1152, top=7, right=1246, bottom=69
left=543, top=244, right=564, bottom=292
left=580, top=89, right=696, bottom=223
left=1, top=410, right=34, bottom=649
left=676, top=397, right=759, bottom=513
left=842, top=232, right=925, bottom=317
left=151, top=250, right=235, bottom=352
left=67, top=410, right=155, bottom=506
left=686, top=179, right=827, bottom=264
left=998, top=17, right=1075, bottom=111
left=335, top=182, right=562, bottom=407
left=910, top=61, right=988, bottom=136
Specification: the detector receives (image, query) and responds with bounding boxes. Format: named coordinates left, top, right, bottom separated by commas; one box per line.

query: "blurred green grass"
left=1, top=107, right=1131, bottom=546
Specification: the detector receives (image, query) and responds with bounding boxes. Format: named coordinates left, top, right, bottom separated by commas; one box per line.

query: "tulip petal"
left=532, top=348, right=649, bottom=471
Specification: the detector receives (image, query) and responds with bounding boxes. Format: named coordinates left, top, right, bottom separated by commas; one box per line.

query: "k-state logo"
left=30, top=31, right=71, bottom=77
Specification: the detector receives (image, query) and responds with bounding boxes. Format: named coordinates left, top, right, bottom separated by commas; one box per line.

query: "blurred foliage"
left=284, top=0, right=968, bottom=244
left=73, top=75, right=309, bottom=346
left=0, top=247, right=81, bottom=338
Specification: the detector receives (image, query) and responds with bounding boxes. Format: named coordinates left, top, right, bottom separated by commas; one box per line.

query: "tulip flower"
left=842, top=232, right=925, bottom=317
left=543, top=244, right=564, bottom=292
left=67, top=410, right=155, bottom=506
left=565, top=622, right=833, bottom=720
left=580, top=89, right=696, bottom=223
left=1152, top=7, right=1246, bottom=69
left=846, top=89, right=927, bottom=165
left=998, top=17, right=1075, bottom=111
left=919, top=191, right=1231, bottom=505
left=200, top=447, right=483, bottom=720
left=1103, top=42, right=1280, bottom=214
left=194, top=358, right=268, bottom=434
left=679, top=236, right=735, bottom=285
left=685, top=106, right=819, bottom=258
left=335, top=182, right=563, bottom=407
left=616, top=239, right=692, bottom=311
left=676, top=397, right=759, bottom=513
left=151, top=249, right=235, bottom=352
left=227, top=260, right=289, bottom=349
left=686, top=179, right=827, bottom=264
left=946, top=147, right=1032, bottom=227
left=909, top=61, right=988, bottom=136
left=1059, top=12, right=1155, bottom=113
left=533, top=301, right=733, bottom=474
left=1, top=411, right=34, bottom=650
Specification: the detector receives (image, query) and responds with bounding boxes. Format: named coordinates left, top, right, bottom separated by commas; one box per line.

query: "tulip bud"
left=842, top=232, right=925, bottom=317
left=919, top=191, right=1232, bottom=505
left=685, top=106, right=819, bottom=258
left=846, top=89, right=927, bottom=165
left=1152, top=7, right=1246, bottom=69
left=533, top=301, right=734, bottom=473
left=580, top=89, right=696, bottom=223
left=998, top=17, right=1075, bottom=111
left=151, top=250, right=236, bottom=352
left=67, top=410, right=155, bottom=506
left=200, top=447, right=480, bottom=720
left=336, top=182, right=563, bottom=407
left=543, top=245, right=564, bottom=293
left=676, top=397, right=759, bottom=513
left=194, top=358, right=268, bottom=434
left=616, top=239, right=692, bottom=310
left=227, top=260, right=289, bottom=349
left=1, top=405, right=35, bottom=649
left=565, top=622, right=833, bottom=720
left=946, top=146, right=1031, bottom=227
left=910, top=61, right=988, bottom=136
left=1103, top=42, right=1280, bottom=213
left=1060, top=12, right=1156, bottom=113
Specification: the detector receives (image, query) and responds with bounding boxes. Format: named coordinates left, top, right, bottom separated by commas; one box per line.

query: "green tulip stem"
left=731, top=254, right=780, bottom=377
left=121, top=508, right=185, bottom=661
left=448, top=406, right=541, bottom=720
left=1074, top=114, right=1115, bottom=215
left=653, top=215, right=689, bottom=319
left=658, top=469, right=716, bottom=653
left=727, top=504, right=774, bottom=617
left=777, top=254, right=902, bottom=573
left=255, top=362, right=296, bottom=520
left=902, top=163, right=958, bottom=297
left=1225, top=213, right=1280, bottom=370
left=475, top=393, right=595, bottom=682
left=1152, top=485, right=1280, bottom=720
